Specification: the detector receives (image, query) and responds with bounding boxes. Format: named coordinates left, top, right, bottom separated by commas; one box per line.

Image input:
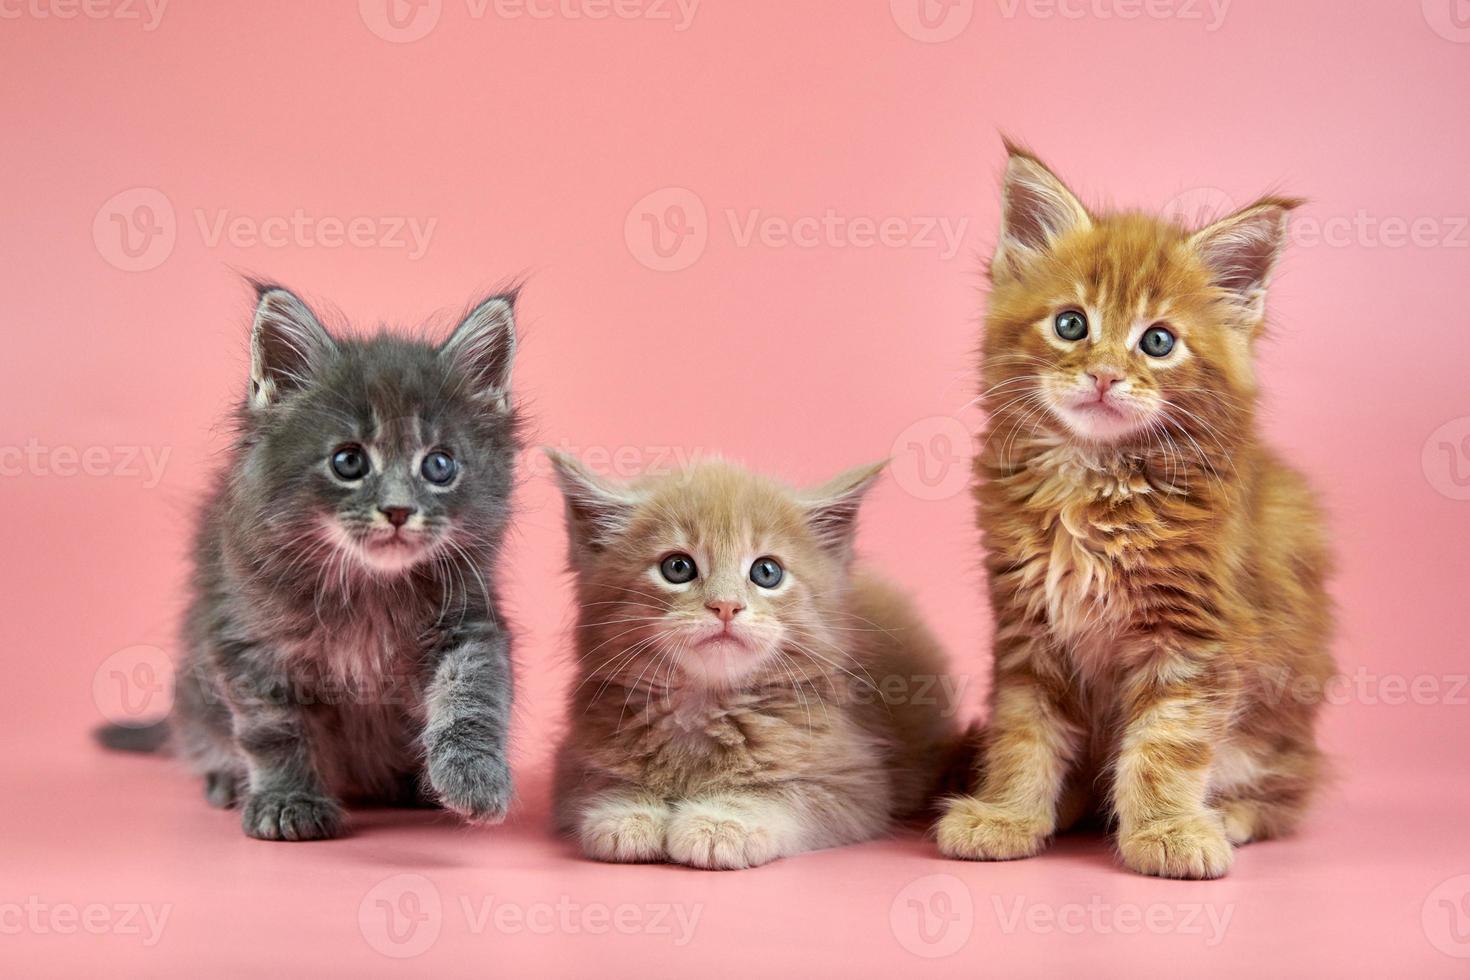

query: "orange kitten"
left=547, top=454, right=959, bottom=870
left=937, top=143, right=1336, bottom=879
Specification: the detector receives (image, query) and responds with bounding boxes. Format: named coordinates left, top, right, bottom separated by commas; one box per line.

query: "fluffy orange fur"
left=936, top=143, right=1336, bottom=879
left=547, top=455, right=959, bottom=870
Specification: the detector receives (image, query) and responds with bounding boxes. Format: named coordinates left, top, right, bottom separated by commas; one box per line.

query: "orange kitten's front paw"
left=1119, top=813, right=1234, bottom=880
left=935, top=798, right=1051, bottom=861
left=578, top=798, right=669, bottom=863
left=666, top=801, right=788, bottom=870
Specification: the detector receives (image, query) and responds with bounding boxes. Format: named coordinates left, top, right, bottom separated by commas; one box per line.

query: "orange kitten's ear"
left=1189, top=197, right=1301, bottom=324
left=800, top=461, right=886, bottom=558
left=993, top=140, right=1092, bottom=282
left=544, top=449, right=640, bottom=560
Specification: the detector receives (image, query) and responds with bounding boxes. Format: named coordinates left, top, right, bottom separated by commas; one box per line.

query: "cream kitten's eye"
left=1141, top=324, right=1176, bottom=357
left=1054, top=310, right=1088, bottom=342
left=659, top=553, right=698, bottom=584
left=750, top=557, right=784, bottom=589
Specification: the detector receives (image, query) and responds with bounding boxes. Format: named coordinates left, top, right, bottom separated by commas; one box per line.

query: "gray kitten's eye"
left=1141, top=324, right=1176, bottom=357
left=750, top=557, right=784, bottom=589
left=330, top=445, right=369, bottom=480
left=1054, top=310, right=1088, bottom=342
left=421, top=450, right=457, bottom=485
left=659, top=553, right=697, bottom=584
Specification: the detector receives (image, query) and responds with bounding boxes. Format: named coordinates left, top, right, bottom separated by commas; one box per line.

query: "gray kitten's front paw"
left=241, top=790, right=345, bottom=841
left=428, top=746, right=512, bottom=825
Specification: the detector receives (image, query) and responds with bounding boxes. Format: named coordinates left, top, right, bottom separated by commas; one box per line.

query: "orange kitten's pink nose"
left=706, top=600, right=744, bottom=622
left=1089, top=368, right=1124, bottom=396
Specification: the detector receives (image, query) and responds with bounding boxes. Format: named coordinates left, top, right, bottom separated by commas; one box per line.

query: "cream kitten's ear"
left=801, top=461, right=886, bottom=557
left=1189, top=197, right=1301, bottom=324
left=544, top=449, right=640, bottom=559
left=993, top=140, right=1092, bottom=282
left=248, top=283, right=334, bottom=410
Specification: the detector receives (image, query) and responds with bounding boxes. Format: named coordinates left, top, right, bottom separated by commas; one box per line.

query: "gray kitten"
left=97, top=283, right=520, bottom=841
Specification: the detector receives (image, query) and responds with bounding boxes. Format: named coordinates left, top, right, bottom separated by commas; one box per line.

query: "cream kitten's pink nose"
left=706, top=600, right=744, bottom=622
left=1089, top=368, right=1125, bottom=396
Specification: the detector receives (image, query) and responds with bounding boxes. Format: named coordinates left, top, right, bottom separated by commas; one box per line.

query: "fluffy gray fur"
left=97, top=283, right=521, bottom=841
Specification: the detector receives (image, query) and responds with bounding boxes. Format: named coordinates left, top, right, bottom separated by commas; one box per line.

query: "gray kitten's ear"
left=249, top=285, right=334, bottom=410
left=442, top=293, right=517, bottom=412
left=1189, top=197, right=1300, bottom=323
left=800, top=460, right=886, bottom=557
left=993, top=140, right=1092, bottom=282
left=544, top=449, right=640, bottom=560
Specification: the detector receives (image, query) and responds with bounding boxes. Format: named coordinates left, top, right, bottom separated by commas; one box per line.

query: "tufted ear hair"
left=992, top=139, right=1092, bottom=283
left=248, top=283, right=334, bottom=410
left=799, top=460, right=886, bottom=559
left=544, top=449, right=642, bottom=562
left=1189, top=197, right=1301, bottom=325
left=441, top=292, right=518, bottom=412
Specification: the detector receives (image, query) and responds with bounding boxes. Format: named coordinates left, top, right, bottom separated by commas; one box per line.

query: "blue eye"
left=750, top=557, right=784, bottom=589
left=421, top=450, right=457, bottom=485
left=330, top=445, right=369, bottom=480
left=1141, top=325, right=1176, bottom=357
left=1055, top=310, right=1088, bottom=341
left=660, top=553, right=697, bottom=584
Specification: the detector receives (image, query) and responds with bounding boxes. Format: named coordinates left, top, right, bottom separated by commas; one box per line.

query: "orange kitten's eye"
left=1054, top=310, right=1088, bottom=342
left=1141, top=324, right=1176, bottom=357
left=659, top=553, right=698, bottom=584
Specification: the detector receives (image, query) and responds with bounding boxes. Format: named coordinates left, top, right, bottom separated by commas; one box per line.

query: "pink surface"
left=1, top=1, right=1467, bottom=976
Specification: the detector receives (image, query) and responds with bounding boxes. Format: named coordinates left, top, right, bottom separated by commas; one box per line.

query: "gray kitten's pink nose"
left=706, top=600, right=744, bottom=622
left=379, top=505, right=416, bottom=527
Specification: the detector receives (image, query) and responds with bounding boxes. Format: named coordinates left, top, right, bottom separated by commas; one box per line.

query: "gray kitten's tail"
left=94, top=720, right=170, bottom=754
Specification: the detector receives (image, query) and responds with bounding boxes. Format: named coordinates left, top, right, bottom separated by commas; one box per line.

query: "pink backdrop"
left=3, top=1, right=1468, bottom=976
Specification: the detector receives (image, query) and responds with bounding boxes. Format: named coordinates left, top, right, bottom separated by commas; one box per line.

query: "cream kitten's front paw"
left=935, top=797, right=1051, bottom=861
left=578, top=797, right=670, bottom=864
left=666, top=800, right=790, bottom=870
left=1119, top=812, right=1234, bottom=879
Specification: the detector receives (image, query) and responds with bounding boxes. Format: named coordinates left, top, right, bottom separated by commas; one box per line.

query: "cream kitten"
left=547, top=453, right=960, bottom=870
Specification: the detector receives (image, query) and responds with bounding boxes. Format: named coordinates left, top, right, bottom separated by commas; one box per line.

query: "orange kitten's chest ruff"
left=984, top=444, right=1203, bottom=674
